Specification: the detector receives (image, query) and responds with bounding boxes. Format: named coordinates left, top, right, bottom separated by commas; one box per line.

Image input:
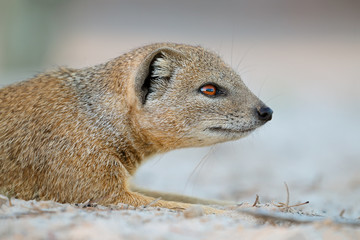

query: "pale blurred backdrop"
left=1, top=0, right=359, bottom=217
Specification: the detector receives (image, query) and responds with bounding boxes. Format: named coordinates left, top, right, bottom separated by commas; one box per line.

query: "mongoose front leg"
left=114, top=188, right=223, bottom=214
left=130, top=184, right=235, bottom=206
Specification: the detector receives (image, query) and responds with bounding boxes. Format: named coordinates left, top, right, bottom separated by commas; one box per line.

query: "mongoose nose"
left=257, top=106, right=273, bottom=121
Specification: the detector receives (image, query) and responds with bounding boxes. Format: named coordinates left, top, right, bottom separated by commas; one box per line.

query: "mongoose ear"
left=135, top=47, right=185, bottom=104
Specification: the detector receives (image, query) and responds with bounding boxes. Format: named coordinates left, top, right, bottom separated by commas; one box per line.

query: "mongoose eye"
left=200, top=84, right=217, bottom=96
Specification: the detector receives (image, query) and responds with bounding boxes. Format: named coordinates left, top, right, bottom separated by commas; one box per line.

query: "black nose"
left=257, top=106, right=273, bottom=121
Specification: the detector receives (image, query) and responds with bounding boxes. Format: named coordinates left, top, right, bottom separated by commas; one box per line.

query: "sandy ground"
left=1, top=194, right=360, bottom=240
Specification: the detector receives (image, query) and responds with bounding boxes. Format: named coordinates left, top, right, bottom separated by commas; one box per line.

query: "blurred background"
left=1, top=0, right=359, bottom=217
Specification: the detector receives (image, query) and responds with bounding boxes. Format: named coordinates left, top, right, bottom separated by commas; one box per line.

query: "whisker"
left=237, top=68, right=254, bottom=77
left=191, top=146, right=216, bottom=187
left=149, top=130, right=190, bottom=167
left=231, top=34, right=234, bottom=67
left=257, top=77, right=268, bottom=98
left=235, top=45, right=253, bottom=73
left=264, top=93, right=285, bottom=104
left=184, top=146, right=216, bottom=194
left=150, top=154, right=166, bottom=167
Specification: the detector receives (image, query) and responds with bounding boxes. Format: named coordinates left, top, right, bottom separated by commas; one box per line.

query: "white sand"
left=1, top=194, right=359, bottom=240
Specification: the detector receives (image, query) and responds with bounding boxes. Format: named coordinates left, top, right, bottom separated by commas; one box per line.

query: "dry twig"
left=339, top=209, right=345, bottom=218
left=8, top=196, right=13, bottom=207
left=273, top=182, right=309, bottom=211
left=252, top=194, right=260, bottom=207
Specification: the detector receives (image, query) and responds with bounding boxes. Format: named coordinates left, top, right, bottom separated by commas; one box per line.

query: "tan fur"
left=0, top=43, right=272, bottom=214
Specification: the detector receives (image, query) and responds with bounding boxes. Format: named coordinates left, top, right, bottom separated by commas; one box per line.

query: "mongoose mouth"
left=207, top=126, right=257, bottom=135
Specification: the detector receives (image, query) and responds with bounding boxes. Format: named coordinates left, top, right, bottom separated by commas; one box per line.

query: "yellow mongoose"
left=0, top=43, right=272, bottom=213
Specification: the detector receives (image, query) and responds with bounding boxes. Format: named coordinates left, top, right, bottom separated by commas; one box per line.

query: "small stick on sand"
left=273, top=182, right=309, bottom=211
left=252, top=194, right=260, bottom=207
left=339, top=209, right=345, bottom=218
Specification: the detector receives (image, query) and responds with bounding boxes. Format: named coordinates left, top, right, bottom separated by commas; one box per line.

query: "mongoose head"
left=127, top=43, right=272, bottom=151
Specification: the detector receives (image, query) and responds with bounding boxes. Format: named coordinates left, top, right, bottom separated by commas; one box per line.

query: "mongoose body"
left=0, top=43, right=272, bottom=212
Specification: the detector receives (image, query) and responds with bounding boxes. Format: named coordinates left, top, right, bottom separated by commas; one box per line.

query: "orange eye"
left=200, top=84, right=217, bottom=96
